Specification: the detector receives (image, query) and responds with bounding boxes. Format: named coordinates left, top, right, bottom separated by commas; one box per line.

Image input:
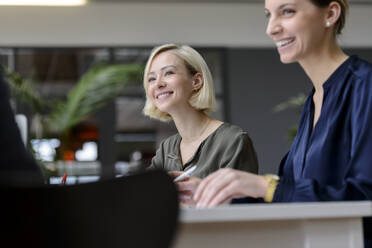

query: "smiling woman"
left=194, top=0, right=372, bottom=246
left=264, top=0, right=347, bottom=65
left=143, top=44, right=258, bottom=206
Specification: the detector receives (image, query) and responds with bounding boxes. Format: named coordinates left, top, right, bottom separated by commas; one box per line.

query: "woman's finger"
left=168, top=171, right=183, bottom=178
left=207, top=180, right=244, bottom=207
left=194, top=169, right=230, bottom=201
left=196, top=170, right=237, bottom=207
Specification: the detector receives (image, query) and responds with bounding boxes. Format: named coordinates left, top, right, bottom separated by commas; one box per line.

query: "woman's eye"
left=282, top=9, right=295, bottom=16
left=165, top=70, right=174, bottom=76
left=148, top=77, right=155, bottom=83
left=264, top=11, right=271, bottom=19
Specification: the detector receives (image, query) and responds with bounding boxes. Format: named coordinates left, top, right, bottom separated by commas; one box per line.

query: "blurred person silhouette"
left=0, top=66, right=44, bottom=186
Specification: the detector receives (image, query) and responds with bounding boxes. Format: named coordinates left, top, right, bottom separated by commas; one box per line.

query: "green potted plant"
left=3, top=63, right=143, bottom=164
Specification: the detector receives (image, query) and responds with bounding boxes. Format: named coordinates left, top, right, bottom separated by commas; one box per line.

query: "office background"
left=0, top=0, right=371, bottom=178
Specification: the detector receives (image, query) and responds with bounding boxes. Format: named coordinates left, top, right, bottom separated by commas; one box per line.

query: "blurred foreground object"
left=0, top=170, right=179, bottom=248
left=0, top=67, right=44, bottom=185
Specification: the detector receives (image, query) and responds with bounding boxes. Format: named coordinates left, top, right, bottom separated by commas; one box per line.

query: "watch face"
left=265, top=174, right=279, bottom=181
left=264, top=174, right=279, bottom=203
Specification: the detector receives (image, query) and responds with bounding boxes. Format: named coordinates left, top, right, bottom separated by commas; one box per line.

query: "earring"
left=326, top=21, right=331, bottom=27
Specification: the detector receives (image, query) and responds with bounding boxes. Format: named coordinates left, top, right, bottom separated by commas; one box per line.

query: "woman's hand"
left=193, top=168, right=269, bottom=208
left=169, top=171, right=202, bottom=206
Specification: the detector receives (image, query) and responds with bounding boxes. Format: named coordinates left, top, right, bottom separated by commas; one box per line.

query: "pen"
left=61, top=173, right=67, bottom=185
left=173, top=165, right=197, bottom=183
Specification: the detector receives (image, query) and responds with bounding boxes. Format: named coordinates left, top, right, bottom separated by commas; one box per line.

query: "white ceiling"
left=88, top=0, right=370, bottom=4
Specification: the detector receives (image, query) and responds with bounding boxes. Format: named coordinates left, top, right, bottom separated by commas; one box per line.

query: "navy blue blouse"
left=273, top=56, right=372, bottom=202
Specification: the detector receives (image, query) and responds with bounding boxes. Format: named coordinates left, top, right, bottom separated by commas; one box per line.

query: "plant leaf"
left=47, top=64, right=143, bottom=135
left=273, top=93, right=307, bottom=112
left=2, top=66, right=49, bottom=113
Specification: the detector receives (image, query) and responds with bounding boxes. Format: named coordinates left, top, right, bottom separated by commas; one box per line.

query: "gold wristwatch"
left=263, top=174, right=280, bottom=203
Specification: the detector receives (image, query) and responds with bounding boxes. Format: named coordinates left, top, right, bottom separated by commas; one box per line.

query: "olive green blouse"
left=148, top=123, right=258, bottom=178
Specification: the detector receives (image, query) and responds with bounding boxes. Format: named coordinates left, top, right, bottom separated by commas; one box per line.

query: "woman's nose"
left=266, top=18, right=282, bottom=38
left=155, top=77, right=166, bottom=88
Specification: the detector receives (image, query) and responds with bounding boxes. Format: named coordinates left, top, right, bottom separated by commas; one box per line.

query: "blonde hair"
left=143, top=44, right=216, bottom=122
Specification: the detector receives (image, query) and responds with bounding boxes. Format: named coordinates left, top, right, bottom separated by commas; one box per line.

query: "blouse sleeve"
left=219, top=132, right=258, bottom=174
left=274, top=75, right=372, bottom=202
left=147, top=140, right=165, bottom=171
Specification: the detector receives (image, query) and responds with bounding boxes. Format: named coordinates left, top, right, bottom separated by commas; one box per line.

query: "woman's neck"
left=299, top=41, right=348, bottom=93
left=171, top=107, right=214, bottom=143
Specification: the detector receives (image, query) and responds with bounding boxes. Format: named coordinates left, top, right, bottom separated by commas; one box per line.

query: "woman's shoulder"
left=203, top=123, right=256, bottom=158
left=213, top=122, right=251, bottom=142
left=348, top=56, right=372, bottom=83
left=159, top=133, right=181, bottom=150
left=344, top=57, right=372, bottom=112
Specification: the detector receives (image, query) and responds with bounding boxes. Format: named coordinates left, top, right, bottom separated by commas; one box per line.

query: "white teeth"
left=276, top=39, right=294, bottom=48
left=157, top=92, right=171, bottom=99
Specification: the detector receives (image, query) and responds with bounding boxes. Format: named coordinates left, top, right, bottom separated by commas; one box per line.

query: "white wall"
left=0, top=3, right=371, bottom=47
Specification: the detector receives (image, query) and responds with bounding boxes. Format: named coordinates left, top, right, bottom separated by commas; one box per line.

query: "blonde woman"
left=144, top=44, right=258, bottom=204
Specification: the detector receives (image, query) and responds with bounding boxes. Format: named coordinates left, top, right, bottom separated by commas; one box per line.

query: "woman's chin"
left=155, top=103, right=172, bottom=114
left=279, top=55, right=296, bottom=64
left=156, top=106, right=169, bottom=113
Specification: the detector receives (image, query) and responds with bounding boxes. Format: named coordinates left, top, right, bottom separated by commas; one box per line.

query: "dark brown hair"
left=309, top=0, right=349, bottom=35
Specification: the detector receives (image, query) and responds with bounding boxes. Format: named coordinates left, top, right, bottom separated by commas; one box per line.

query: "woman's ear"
left=325, top=1, right=341, bottom=28
left=192, top=73, right=204, bottom=92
